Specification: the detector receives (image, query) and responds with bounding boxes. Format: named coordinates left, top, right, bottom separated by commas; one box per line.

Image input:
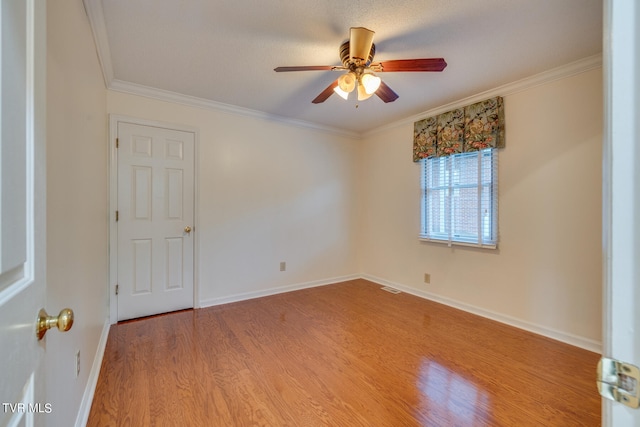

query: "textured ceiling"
left=85, top=0, right=603, bottom=135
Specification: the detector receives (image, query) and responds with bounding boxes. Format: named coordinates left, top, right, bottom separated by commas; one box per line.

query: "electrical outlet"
left=424, top=273, right=431, bottom=284
left=279, top=261, right=286, bottom=272
left=75, top=350, right=81, bottom=377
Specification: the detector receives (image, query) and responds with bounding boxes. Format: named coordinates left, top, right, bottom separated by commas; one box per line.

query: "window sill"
left=418, top=236, right=497, bottom=250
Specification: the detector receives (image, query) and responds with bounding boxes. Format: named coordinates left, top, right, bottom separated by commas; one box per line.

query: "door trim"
left=602, top=0, right=639, bottom=424
left=108, top=115, right=200, bottom=324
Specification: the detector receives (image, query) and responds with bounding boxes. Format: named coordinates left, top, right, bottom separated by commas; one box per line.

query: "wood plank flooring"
left=87, top=279, right=601, bottom=426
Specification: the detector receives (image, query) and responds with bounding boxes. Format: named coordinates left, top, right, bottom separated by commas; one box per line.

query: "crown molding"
left=82, top=0, right=358, bottom=139
left=363, top=54, right=603, bottom=138
left=82, top=0, right=114, bottom=87
left=110, top=54, right=599, bottom=141
left=108, top=80, right=361, bottom=139
left=82, top=1, right=599, bottom=141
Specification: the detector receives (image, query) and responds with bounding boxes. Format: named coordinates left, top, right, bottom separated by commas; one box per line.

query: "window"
left=420, top=148, right=498, bottom=248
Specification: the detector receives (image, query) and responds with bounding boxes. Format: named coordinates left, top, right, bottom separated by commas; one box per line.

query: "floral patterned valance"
left=413, top=96, right=505, bottom=162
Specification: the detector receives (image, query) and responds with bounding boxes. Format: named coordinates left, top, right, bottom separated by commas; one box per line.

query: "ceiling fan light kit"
left=333, top=70, right=380, bottom=101
left=275, top=27, right=447, bottom=104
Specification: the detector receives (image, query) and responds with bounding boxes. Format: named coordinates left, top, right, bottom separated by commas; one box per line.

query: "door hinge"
left=116, top=137, right=119, bottom=148
left=115, top=284, right=119, bottom=295
left=115, top=210, right=119, bottom=221
left=597, top=357, right=640, bottom=409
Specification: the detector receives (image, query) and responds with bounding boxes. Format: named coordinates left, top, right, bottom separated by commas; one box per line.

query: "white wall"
left=106, top=66, right=603, bottom=350
left=359, top=68, right=603, bottom=349
left=46, top=1, right=108, bottom=426
left=107, top=92, right=361, bottom=305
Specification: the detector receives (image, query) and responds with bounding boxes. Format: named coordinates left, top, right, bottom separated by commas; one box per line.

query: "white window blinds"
left=421, top=148, right=498, bottom=248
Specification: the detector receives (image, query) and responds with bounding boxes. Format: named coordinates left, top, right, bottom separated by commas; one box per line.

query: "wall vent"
left=380, top=286, right=401, bottom=294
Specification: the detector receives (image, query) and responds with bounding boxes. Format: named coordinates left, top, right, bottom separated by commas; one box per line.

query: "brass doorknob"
left=184, top=225, right=192, bottom=234
left=36, top=308, right=74, bottom=340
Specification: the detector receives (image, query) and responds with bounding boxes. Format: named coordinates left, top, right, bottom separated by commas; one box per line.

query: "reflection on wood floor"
left=87, top=279, right=600, bottom=426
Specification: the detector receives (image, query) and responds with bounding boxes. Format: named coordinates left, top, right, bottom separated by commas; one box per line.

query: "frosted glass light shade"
left=333, top=86, right=350, bottom=100
left=357, top=82, right=374, bottom=101
left=337, top=72, right=356, bottom=93
left=361, top=73, right=381, bottom=94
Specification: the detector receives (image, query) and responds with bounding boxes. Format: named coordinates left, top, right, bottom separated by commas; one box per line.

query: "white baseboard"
left=199, top=274, right=360, bottom=308
left=75, top=319, right=110, bottom=427
left=361, top=274, right=602, bottom=354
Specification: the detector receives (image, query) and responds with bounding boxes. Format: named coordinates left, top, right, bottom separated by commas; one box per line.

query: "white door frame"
left=108, top=115, right=199, bottom=324
left=602, top=0, right=640, bottom=425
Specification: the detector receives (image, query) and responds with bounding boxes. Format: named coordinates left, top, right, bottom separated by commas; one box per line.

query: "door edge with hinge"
left=598, top=357, right=640, bottom=409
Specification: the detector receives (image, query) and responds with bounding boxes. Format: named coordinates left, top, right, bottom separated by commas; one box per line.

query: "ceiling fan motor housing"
left=339, top=40, right=376, bottom=68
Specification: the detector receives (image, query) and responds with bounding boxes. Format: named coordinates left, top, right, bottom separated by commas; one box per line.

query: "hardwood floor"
left=87, top=279, right=601, bottom=426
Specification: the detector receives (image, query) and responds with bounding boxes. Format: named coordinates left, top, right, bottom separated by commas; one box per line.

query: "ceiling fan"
left=274, top=27, right=447, bottom=104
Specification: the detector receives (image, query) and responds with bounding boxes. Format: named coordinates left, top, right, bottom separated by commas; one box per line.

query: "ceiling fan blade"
left=312, top=79, right=339, bottom=104
left=349, top=27, right=375, bottom=62
left=373, top=58, right=447, bottom=72
left=375, top=80, right=399, bottom=103
left=274, top=65, right=335, bottom=72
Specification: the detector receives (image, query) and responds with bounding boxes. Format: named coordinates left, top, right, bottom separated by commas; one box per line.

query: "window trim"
left=419, top=148, right=498, bottom=249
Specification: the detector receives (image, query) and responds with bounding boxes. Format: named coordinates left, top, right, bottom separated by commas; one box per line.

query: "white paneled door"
left=0, top=0, right=47, bottom=426
left=116, top=122, right=195, bottom=321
